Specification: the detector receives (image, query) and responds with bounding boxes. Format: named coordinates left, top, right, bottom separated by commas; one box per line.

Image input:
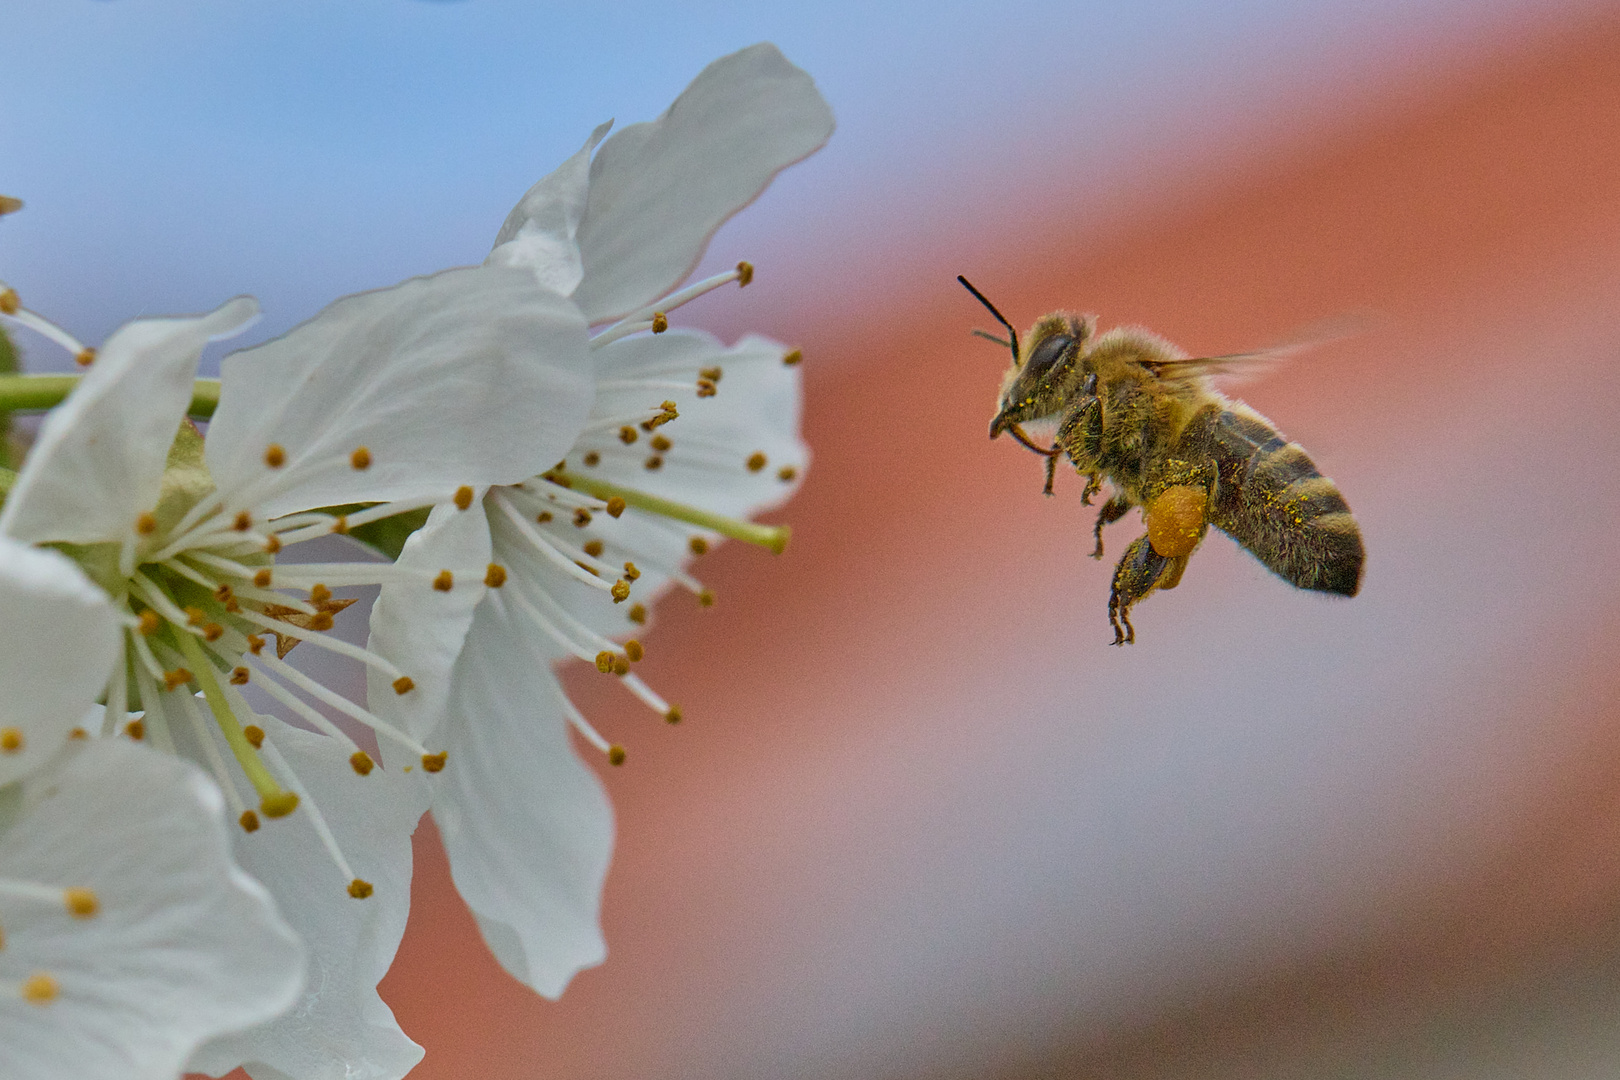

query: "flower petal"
left=569, top=43, right=835, bottom=323
left=432, top=588, right=613, bottom=998
left=0, top=298, right=258, bottom=544
left=0, top=739, right=304, bottom=1080
left=180, top=714, right=430, bottom=1080
left=487, top=120, right=614, bottom=296
left=0, top=538, right=122, bottom=786
left=207, top=266, right=592, bottom=519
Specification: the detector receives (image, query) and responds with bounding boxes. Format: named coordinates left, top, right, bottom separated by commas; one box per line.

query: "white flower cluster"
left=0, top=44, right=831, bottom=1080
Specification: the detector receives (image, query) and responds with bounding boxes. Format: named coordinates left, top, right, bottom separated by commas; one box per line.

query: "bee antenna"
left=957, top=275, right=1020, bottom=360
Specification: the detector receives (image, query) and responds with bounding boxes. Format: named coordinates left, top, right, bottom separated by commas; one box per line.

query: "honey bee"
left=960, top=276, right=1364, bottom=644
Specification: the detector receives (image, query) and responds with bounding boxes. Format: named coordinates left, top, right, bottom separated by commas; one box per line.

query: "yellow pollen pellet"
left=612, top=655, right=630, bottom=676
left=783, top=348, right=803, bottom=366
left=605, top=497, right=626, bottom=518
left=393, top=676, right=415, bottom=695
left=232, top=510, right=253, bottom=531
left=736, top=260, right=754, bottom=286
left=610, top=580, right=631, bottom=603
left=595, top=651, right=615, bottom=673
left=574, top=508, right=593, bottom=527
left=137, top=609, right=160, bottom=635
left=125, top=719, right=145, bottom=741
left=309, top=584, right=332, bottom=603
left=484, top=563, right=508, bottom=588
left=230, top=667, right=251, bottom=685
left=239, top=810, right=260, bottom=832
left=619, top=426, right=638, bottom=445
left=63, top=887, right=98, bottom=918
left=202, top=623, right=224, bottom=642
left=608, top=744, right=627, bottom=766
left=243, top=725, right=265, bottom=749
left=162, top=669, right=192, bottom=692
left=537, top=510, right=554, bottom=524
left=699, top=366, right=723, bottom=382
left=0, top=728, right=22, bottom=753
left=264, top=444, right=286, bottom=468
left=247, top=634, right=265, bottom=655
left=264, top=534, right=282, bottom=554
left=650, top=434, right=671, bottom=452
left=350, top=751, right=375, bottom=776
left=583, top=539, right=604, bottom=558
left=433, top=570, right=454, bottom=592
left=778, top=465, right=798, bottom=482
left=746, top=452, right=767, bottom=472
left=696, top=378, right=717, bottom=398
left=665, top=705, right=683, bottom=725
left=583, top=451, right=600, bottom=467
left=651, top=312, right=668, bottom=333
left=628, top=603, right=647, bottom=625
left=22, top=972, right=58, bottom=1004
left=75, top=347, right=96, bottom=367
left=350, top=446, right=372, bottom=470
left=332, top=516, right=349, bottom=534
left=624, top=640, right=644, bottom=662
left=260, top=792, right=300, bottom=818
left=421, top=751, right=447, bottom=773
left=698, top=589, right=715, bottom=607
left=135, top=511, right=158, bottom=536
left=623, top=562, right=641, bottom=581
left=68, top=727, right=87, bottom=741
left=254, top=569, right=273, bottom=588
left=689, top=536, right=709, bottom=556
left=0, top=288, right=18, bottom=315
left=348, top=879, right=374, bottom=899
left=645, top=455, right=664, bottom=471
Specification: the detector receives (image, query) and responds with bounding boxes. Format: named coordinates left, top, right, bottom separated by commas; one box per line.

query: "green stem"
left=551, top=469, right=790, bottom=554
left=0, top=374, right=221, bottom=418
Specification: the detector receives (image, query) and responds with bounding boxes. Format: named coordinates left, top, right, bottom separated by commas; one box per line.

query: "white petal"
left=179, top=714, right=430, bottom=1080
left=0, top=298, right=259, bottom=544
left=367, top=498, right=492, bottom=752
left=433, top=590, right=612, bottom=998
left=207, top=266, right=592, bottom=519
left=0, top=538, right=121, bottom=786
left=0, top=739, right=305, bottom=1080
left=570, top=43, right=835, bottom=323
left=487, top=120, right=614, bottom=296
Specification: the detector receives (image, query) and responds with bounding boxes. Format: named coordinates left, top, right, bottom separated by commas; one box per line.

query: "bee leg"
left=1042, top=448, right=1061, bottom=497
left=1107, top=534, right=1172, bottom=646
left=1080, top=472, right=1103, bottom=506
left=1091, top=494, right=1132, bottom=559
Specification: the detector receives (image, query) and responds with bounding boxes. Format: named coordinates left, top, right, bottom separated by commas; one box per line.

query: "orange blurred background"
left=368, top=9, right=1620, bottom=1079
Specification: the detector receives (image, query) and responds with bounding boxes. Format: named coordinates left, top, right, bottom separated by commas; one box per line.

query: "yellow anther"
left=309, top=584, right=332, bottom=603
left=421, top=751, right=447, bottom=773
left=0, top=195, right=21, bottom=216
left=308, top=611, right=334, bottom=632
left=135, top=512, right=158, bottom=536
left=124, top=719, right=145, bottom=741
left=260, top=792, right=300, bottom=818
left=619, top=426, right=639, bottom=445
left=536, top=510, right=553, bottom=523
left=0, top=288, right=18, bottom=315
left=75, top=347, right=95, bottom=367
left=622, top=561, right=641, bottom=581
left=574, top=507, right=592, bottom=527
left=783, top=348, right=803, bottom=366
left=254, top=568, right=273, bottom=588
left=698, top=589, right=715, bottom=607
left=696, top=378, right=718, bottom=398
left=644, top=455, right=664, bottom=470
left=184, top=606, right=206, bottom=627
left=202, top=622, right=225, bottom=642
left=350, top=446, right=372, bottom=470
left=735, top=260, right=754, bottom=286
left=213, top=583, right=235, bottom=604
left=651, top=312, right=668, bottom=333
left=239, top=810, right=260, bottom=832
left=243, top=725, right=265, bottom=749
left=162, top=669, right=192, bottom=692
left=699, top=366, right=723, bottom=382
left=137, top=609, right=161, bottom=635
left=332, top=516, right=349, bottom=534
left=247, top=634, right=265, bottom=655
left=0, top=728, right=21, bottom=753
left=264, top=444, right=286, bottom=468
left=63, top=887, right=98, bottom=918
left=22, top=972, right=58, bottom=1004
left=610, top=580, right=631, bottom=603
left=583, top=539, right=604, bottom=558
left=67, top=727, right=87, bottom=741
left=628, top=603, right=647, bottom=625
left=778, top=465, right=798, bottom=482
left=689, top=536, right=709, bottom=556
left=348, top=879, right=374, bottom=899
left=595, top=651, right=615, bottom=673
left=583, top=451, right=601, bottom=466
left=454, top=485, right=475, bottom=510
left=606, top=496, right=627, bottom=517
left=624, top=640, right=644, bottom=662
left=432, top=570, right=454, bottom=592
left=232, top=510, right=253, bottom=531
left=230, top=667, right=251, bottom=686
left=608, top=745, right=627, bottom=766
left=484, top=563, right=507, bottom=588
left=746, top=452, right=768, bottom=472
left=665, top=705, right=683, bottom=725
left=350, top=751, right=375, bottom=776
left=650, top=434, right=671, bottom=452
left=393, top=675, right=415, bottom=695
left=612, top=655, right=630, bottom=676
left=263, top=533, right=282, bottom=554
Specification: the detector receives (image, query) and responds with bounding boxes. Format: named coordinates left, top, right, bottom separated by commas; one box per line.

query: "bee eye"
left=1023, top=334, right=1073, bottom=379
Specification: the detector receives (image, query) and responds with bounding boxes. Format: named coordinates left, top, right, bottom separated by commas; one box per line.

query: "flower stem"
left=550, top=469, right=790, bottom=554
left=0, top=374, right=222, bottom=418
left=174, top=631, right=288, bottom=807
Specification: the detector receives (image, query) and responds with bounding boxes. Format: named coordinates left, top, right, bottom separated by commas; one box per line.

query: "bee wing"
left=1146, top=312, right=1374, bottom=385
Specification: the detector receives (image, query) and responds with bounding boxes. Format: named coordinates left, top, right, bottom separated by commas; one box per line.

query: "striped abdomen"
left=1205, top=407, right=1364, bottom=596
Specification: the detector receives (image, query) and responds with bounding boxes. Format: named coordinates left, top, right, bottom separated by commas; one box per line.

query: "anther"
left=747, top=452, right=768, bottom=472
left=350, top=446, right=372, bottom=470
left=137, top=610, right=161, bottom=635
left=537, top=510, right=553, bottom=523
left=63, top=887, right=98, bottom=918
left=645, top=455, right=664, bottom=470
left=332, top=516, right=349, bottom=534
left=350, top=751, right=375, bottom=776
left=213, top=583, right=235, bottom=604
left=263, top=534, right=282, bottom=554
left=308, top=612, right=334, bottom=632
left=185, top=606, right=206, bottom=627
left=22, top=973, right=58, bottom=1004
left=135, top=512, right=158, bottom=536
left=583, top=451, right=600, bottom=466
left=628, top=603, right=647, bottom=625
left=0, top=728, right=21, bottom=753
left=125, top=719, right=145, bottom=740
left=611, top=580, right=631, bottom=603
left=243, top=725, right=265, bottom=749
left=163, top=669, right=192, bottom=691
left=622, top=562, right=641, bottom=581
left=583, top=540, right=604, bottom=557
left=699, top=590, right=715, bottom=607
left=309, top=584, right=332, bottom=603
left=484, top=564, right=507, bottom=588
left=606, top=497, right=627, bottom=517
left=202, top=623, right=225, bottom=642
left=68, top=728, right=88, bottom=741
left=689, top=536, right=709, bottom=556
left=609, top=745, right=627, bottom=766
left=260, top=792, right=300, bottom=818
left=453, top=485, right=475, bottom=510
left=699, top=366, right=723, bottom=382
left=574, top=508, right=592, bottom=527
left=421, top=752, right=447, bottom=773
left=433, top=570, right=454, bottom=592
left=612, top=655, right=630, bottom=676
left=619, top=426, right=639, bottom=445
left=696, top=378, right=717, bottom=398
left=254, top=569, right=273, bottom=588
left=665, top=705, right=683, bottom=725
left=393, top=676, right=415, bottom=695
left=230, top=667, right=251, bottom=685
left=239, top=810, right=261, bottom=832
left=247, top=634, right=265, bottom=655
left=778, top=465, right=798, bottom=482
left=595, top=651, right=615, bottom=673
left=650, top=434, right=671, bottom=453
left=233, top=510, right=253, bottom=531
left=625, top=640, right=644, bottom=662
left=783, top=348, right=803, bottom=366
left=651, top=312, right=668, bottom=333
left=264, top=444, right=286, bottom=468
left=75, top=347, right=95, bottom=367
left=0, top=289, right=18, bottom=315
left=736, top=261, right=754, bottom=286
left=348, top=879, right=374, bottom=899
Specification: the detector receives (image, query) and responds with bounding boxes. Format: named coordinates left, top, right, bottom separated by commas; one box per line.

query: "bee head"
left=988, top=313, right=1093, bottom=439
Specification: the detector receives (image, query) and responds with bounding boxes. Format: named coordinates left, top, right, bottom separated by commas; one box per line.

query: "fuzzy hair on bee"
left=960, top=275, right=1364, bottom=645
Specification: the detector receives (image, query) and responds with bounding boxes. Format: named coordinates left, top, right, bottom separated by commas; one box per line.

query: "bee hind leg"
left=1092, top=494, right=1132, bottom=560
left=1107, top=534, right=1173, bottom=646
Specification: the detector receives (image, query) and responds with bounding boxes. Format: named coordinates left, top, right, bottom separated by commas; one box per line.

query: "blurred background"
left=7, top=1, right=1620, bottom=1076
